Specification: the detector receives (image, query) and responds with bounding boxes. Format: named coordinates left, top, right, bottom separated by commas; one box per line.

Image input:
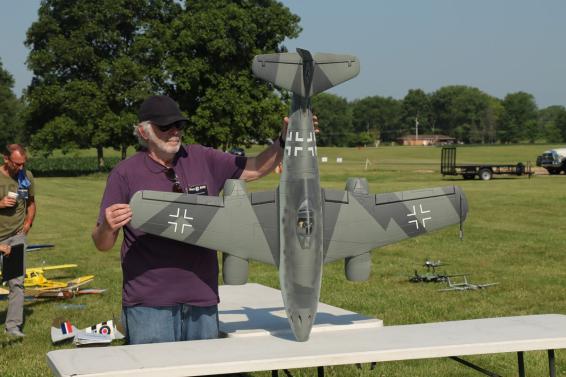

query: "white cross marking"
left=168, top=208, right=194, bottom=234
left=181, top=209, right=194, bottom=233
left=407, top=204, right=432, bottom=229
left=419, top=204, right=431, bottom=228
left=285, top=131, right=317, bottom=157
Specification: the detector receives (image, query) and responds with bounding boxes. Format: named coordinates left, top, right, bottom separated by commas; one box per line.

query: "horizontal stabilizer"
left=252, top=50, right=360, bottom=97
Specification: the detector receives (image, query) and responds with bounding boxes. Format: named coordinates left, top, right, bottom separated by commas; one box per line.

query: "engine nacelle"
left=345, top=177, right=369, bottom=194
left=345, top=252, right=371, bottom=281
left=222, top=253, right=249, bottom=285
left=222, top=179, right=249, bottom=284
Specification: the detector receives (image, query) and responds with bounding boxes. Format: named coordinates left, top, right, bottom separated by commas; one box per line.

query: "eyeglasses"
left=156, top=120, right=187, bottom=133
left=8, top=158, right=25, bottom=169
left=164, top=168, right=184, bottom=193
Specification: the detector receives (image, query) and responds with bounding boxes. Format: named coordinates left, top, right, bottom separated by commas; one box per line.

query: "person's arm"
left=240, top=135, right=286, bottom=182
left=91, top=203, right=132, bottom=251
left=22, top=196, right=36, bottom=234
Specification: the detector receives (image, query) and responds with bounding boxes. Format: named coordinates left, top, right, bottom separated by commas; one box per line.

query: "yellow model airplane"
left=24, top=264, right=79, bottom=288
left=1, top=264, right=95, bottom=298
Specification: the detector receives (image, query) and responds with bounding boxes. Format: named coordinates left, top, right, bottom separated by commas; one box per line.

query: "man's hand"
left=0, top=244, right=11, bottom=256
left=92, top=203, right=132, bottom=251
left=0, top=196, right=16, bottom=208
left=280, top=115, right=319, bottom=139
left=103, top=203, right=132, bottom=232
left=313, top=115, right=319, bottom=133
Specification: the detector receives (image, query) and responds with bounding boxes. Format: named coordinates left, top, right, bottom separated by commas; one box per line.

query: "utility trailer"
left=441, top=146, right=533, bottom=180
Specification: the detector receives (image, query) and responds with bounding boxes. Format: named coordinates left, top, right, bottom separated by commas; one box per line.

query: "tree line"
left=1, top=0, right=565, bottom=167
left=313, top=88, right=566, bottom=147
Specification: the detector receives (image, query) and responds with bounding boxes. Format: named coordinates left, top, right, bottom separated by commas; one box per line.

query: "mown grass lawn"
left=1, top=144, right=565, bottom=376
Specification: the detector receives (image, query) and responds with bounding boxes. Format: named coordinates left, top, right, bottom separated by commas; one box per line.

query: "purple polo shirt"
left=97, top=145, right=246, bottom=307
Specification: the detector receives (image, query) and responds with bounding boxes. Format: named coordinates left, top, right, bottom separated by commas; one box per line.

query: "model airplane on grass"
left=129, top=49, right=468, bottom=341
left=24, top=264, right=80, bottom=288
left=409, top=259, right=452, bottom=283
left=51, top=318, right=124, bottom=345
left=1, top=264, right=97, bottom=298
left=423, top=259, right=446, bottom=271
left=409, top=270, right=450, bottom=283
left=439, top=275, right=498, bottom=291
left=26, top=243, right=55, bottom=252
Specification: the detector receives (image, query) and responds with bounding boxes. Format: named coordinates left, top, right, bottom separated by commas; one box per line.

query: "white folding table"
left=47, top=283, right=565, bottom=377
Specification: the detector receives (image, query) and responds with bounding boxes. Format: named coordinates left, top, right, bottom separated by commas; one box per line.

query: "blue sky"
left=2, top=0, right=565, bottom=108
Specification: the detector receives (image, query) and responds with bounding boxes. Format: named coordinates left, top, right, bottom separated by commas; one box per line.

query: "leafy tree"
left=400, top=89, right=433, bottom=136
left=351, top=96, right=402, bottom=142
left=558, top=111, right=566, bottom=142
left=0, top=60, right=22, bottom=147
left=311, top=93, right=353, bottom=146
left=356, top=132, right=375, bottom=147
left=24, top=0, right=183, bottom=164
left=499, top=92, right=538, bottom=143
left=430, top=86, right=493, bottom=143
left=165, top=0, right=301, bottom=149
left=480, top=98, right=503, bottom=144
left=538, top=106, right=566, bottom=143
left=25, top=0, right=300, bottom=161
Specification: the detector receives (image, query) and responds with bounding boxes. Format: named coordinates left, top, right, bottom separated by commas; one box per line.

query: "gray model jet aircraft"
left=129, top=49, right=468, bottom=341
left=439, top=276, right=498, bottom=291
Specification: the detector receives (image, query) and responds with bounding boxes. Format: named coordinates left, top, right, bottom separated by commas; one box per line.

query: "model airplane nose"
left=288, top=309, right=315, bottom=342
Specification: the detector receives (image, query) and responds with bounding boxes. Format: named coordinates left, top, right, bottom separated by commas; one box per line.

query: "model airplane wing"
left=26, top=275, right=95, bottom=297
left=26, top=243, right=55, bottom=252
left=323, top=185, right=467, bottom=264
left=477, top=283, right=498, bottom=289
left=438, top=286, right=464, bottom=292
left=51, top=318, right=124, bottom=344
left=130, top=184, right=279, bottom=266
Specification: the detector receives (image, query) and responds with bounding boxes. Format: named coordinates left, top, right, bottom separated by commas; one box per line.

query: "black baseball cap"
left=138, top=95, right=188, bottom=126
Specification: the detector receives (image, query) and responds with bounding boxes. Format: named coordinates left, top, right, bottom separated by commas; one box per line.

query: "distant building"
left=397, top=134, right=456, bottom=146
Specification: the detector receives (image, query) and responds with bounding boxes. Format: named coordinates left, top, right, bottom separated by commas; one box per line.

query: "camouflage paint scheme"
left=130, top=49, right=468, bottom=341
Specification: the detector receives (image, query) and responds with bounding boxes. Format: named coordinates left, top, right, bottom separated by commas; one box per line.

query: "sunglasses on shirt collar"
left=164, top=168, right=184, bottom=193
left=155, top=120, right=187, bottom=133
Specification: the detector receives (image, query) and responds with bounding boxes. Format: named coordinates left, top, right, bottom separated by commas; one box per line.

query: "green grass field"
left=1, top=144, right=565, bottom=376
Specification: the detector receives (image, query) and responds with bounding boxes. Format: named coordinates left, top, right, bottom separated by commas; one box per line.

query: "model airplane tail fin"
left=252, top=49, right=360, bottom=97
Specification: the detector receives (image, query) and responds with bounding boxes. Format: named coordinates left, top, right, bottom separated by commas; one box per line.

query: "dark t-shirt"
left=97, top=145, right=246, bottom=307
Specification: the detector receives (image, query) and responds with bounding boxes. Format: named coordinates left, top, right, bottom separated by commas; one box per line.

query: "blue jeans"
left=122, top=304, right=219, bottom=344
